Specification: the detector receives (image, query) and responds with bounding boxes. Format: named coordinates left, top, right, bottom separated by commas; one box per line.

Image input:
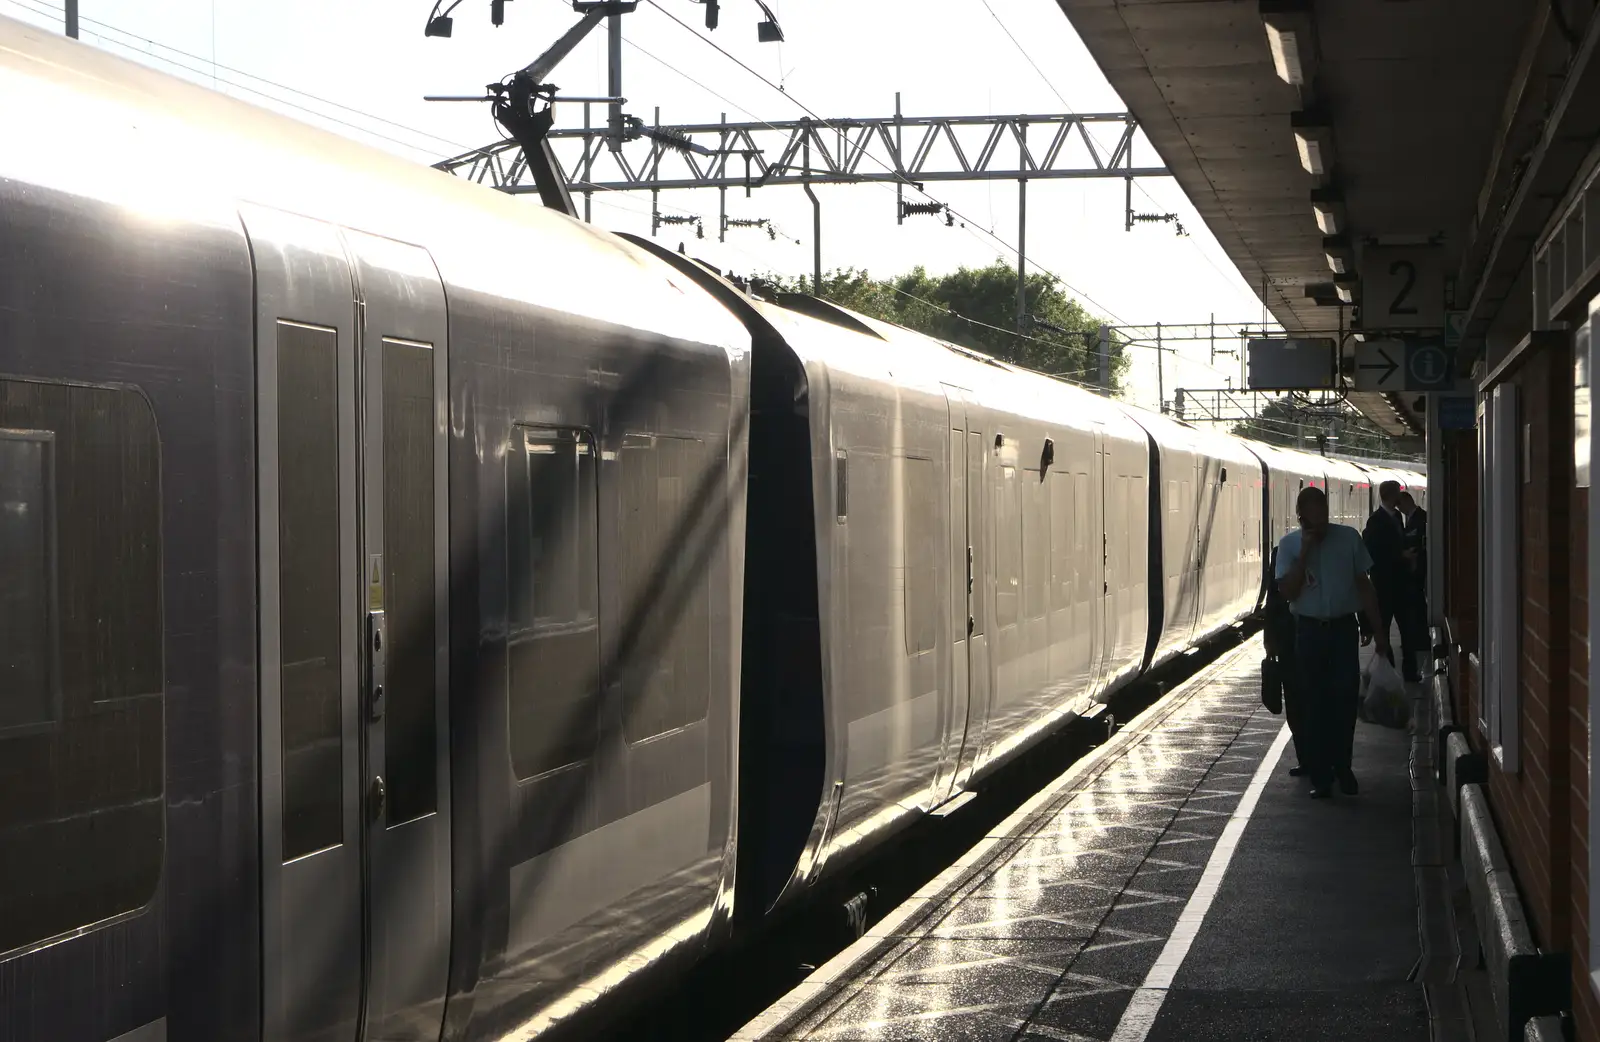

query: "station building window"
left=0, top=378, right=163, bottom=956
left=1480, top=383, right=1521, bottom=771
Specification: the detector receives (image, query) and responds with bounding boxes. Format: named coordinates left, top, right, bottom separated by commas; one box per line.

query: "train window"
left=995, top=465, right=1021, bottom=627
left=381, top=340, right=437, bottom=824
left=508, top=427, right=600, bottom=779
left=278, top=322, right=344, bottom=859
left=0, top=379, right=162, bottom=957
left=620, top=433, right=713, bottom=744
left=903, top=456, right=939, bottom=654
left=835, top=449, right=848, bottom=522
left=0, top=429, right=57, bottom=734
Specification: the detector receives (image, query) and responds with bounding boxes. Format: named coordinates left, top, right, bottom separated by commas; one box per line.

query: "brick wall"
left=1482, top=344, right=1571, bottom=954
left=1455, top=337, right=1598, bottom=1037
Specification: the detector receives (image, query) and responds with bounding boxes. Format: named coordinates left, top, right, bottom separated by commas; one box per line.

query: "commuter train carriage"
left=617, top=263, right=1163, bottom=917
left=0, top=17, right=752, bottom=1042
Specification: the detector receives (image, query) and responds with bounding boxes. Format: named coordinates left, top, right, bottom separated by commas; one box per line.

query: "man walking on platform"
left=1277, top=486, right=1390, bottom=799
left=1362, top=480, right=1420, bottom=680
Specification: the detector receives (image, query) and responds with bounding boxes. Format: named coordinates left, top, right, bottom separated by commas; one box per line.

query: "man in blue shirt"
left=1276, top=485, right=1390, bottom=798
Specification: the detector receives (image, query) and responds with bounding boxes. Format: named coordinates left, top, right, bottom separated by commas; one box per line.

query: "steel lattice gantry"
left=433, top=111, right=1166, bottom=193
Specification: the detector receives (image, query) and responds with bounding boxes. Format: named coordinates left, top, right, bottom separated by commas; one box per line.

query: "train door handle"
left=368, top=775, right=386, bottom=824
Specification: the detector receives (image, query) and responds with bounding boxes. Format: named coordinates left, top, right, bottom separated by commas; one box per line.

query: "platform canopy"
left=1055, top=0, right=1597, bottom=435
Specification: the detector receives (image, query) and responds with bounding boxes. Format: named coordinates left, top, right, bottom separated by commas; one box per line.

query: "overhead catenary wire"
left=978, top=0, right=1073, bottom=113
left=973, top=0, right=1248, bottom=300
left=0, top=0, right=475, bottom=158
left=640, top=0, right=1132, bottom=324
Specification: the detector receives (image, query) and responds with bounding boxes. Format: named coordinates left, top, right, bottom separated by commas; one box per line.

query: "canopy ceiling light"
left=1260, top=1, right=1312, bottom=86
left=1291, top=111, right=1332, bottom=176
left=1334, top=274, right=1358, bottom=304
left=1323, top=235, right=1352, bottom=274
left=1304, top=282, right=1339, bottom=306
left=1311, top=188, right=1344, bottom=235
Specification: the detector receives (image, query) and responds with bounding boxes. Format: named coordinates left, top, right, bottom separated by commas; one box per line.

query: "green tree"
left=755, top=260, right=1129, bottom=394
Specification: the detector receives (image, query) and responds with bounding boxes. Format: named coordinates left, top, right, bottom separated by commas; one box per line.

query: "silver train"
left=0, top=18, right=1425, bottom=1042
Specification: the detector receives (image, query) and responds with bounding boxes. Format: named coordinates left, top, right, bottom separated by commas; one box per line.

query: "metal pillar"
left=1098, top=325, right=1112, bottom=395
left=1016, top=178, right=1028, bottom=331
left=65, top=0, right=77, bottom=37
left=582, top=102, right=593, bottom=222
left=607, top=11, right=623, bottom=152
left=718, top=111, right=727, bottom=241
left=804, top=131, right=821, bottom=294
left=895, top=92, right=904, bottom=226
left=1156, top=321, right=1165, bottom=413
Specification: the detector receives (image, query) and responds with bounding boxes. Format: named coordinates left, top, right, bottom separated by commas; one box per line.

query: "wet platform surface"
left=735, top=636, right=1430, bottom=1042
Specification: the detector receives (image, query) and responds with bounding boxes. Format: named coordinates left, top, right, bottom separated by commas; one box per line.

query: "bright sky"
left=2, top=0, right=1280, bottom=411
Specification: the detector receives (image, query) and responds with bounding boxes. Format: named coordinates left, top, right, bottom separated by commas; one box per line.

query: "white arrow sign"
left=1353, top=340, right=1404, bottom=392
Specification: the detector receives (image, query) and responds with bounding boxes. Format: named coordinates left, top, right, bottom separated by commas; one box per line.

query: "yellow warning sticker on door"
left=368, top=555, right=384, bottom=611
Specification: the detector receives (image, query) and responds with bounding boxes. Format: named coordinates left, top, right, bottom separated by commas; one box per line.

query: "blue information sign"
left=1436, top=394, right=1475, bottom=430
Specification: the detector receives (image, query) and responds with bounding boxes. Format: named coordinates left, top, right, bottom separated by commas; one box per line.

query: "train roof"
left=0, top=16, right=749, bottom=358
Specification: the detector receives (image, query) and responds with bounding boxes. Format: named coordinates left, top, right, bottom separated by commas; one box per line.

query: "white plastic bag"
left=1362, top=653, right=1410, bottom=729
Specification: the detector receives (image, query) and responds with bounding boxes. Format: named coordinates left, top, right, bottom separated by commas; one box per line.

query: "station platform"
left=734, top=635, right=1440, bottom=1042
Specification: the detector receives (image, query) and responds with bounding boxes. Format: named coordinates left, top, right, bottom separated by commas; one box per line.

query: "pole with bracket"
left=607, top=7, right=623, bottom=153
left=895, top=92, right=904, bottom=226
left=1157, top=321, right=1165, bottom=413
left=719, top=111, right=728, bottom=240
left=1017, top=177, right=1028, bottom=332
left=804, top=127, right=821, bottom=294
left=65, top=0, right=77, bottom=37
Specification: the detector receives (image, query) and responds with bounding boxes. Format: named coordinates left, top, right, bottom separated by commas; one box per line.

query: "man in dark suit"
left=1398, top=490, right=1428, bottom=676
left=1362, top=480, right=1420, bottom=680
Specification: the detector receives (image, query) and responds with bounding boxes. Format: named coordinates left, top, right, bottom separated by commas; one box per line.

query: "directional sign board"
left=1352, top=339, right=1459, bottom=392
left=1246, top=337, right=1337, bottom=390
left=1353, top=340, right=1404, bottom=391
left=1363, top=245, right=1445, bottom=331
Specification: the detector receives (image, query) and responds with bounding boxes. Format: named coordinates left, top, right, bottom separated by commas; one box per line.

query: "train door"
left=1089, top=425, right=1110, bottom=696
left=347, top=229, right=452, bottom=1042
left=934, top=389, right=966, bottom=803
left=248, top=206, right=452, bottom=1042
left=935, top=385, right=974, bottom=801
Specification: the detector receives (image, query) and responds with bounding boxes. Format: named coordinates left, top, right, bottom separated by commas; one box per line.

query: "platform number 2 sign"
left=1363, top=246, right=1444, bottom=331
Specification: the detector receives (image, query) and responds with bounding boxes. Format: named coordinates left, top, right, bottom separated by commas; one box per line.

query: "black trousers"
left=1281, top=649, right=1311, bottom=770
left=1293, top=614, right=1360, bottom=785
left=1377, top=588, right=1424, bottom=678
